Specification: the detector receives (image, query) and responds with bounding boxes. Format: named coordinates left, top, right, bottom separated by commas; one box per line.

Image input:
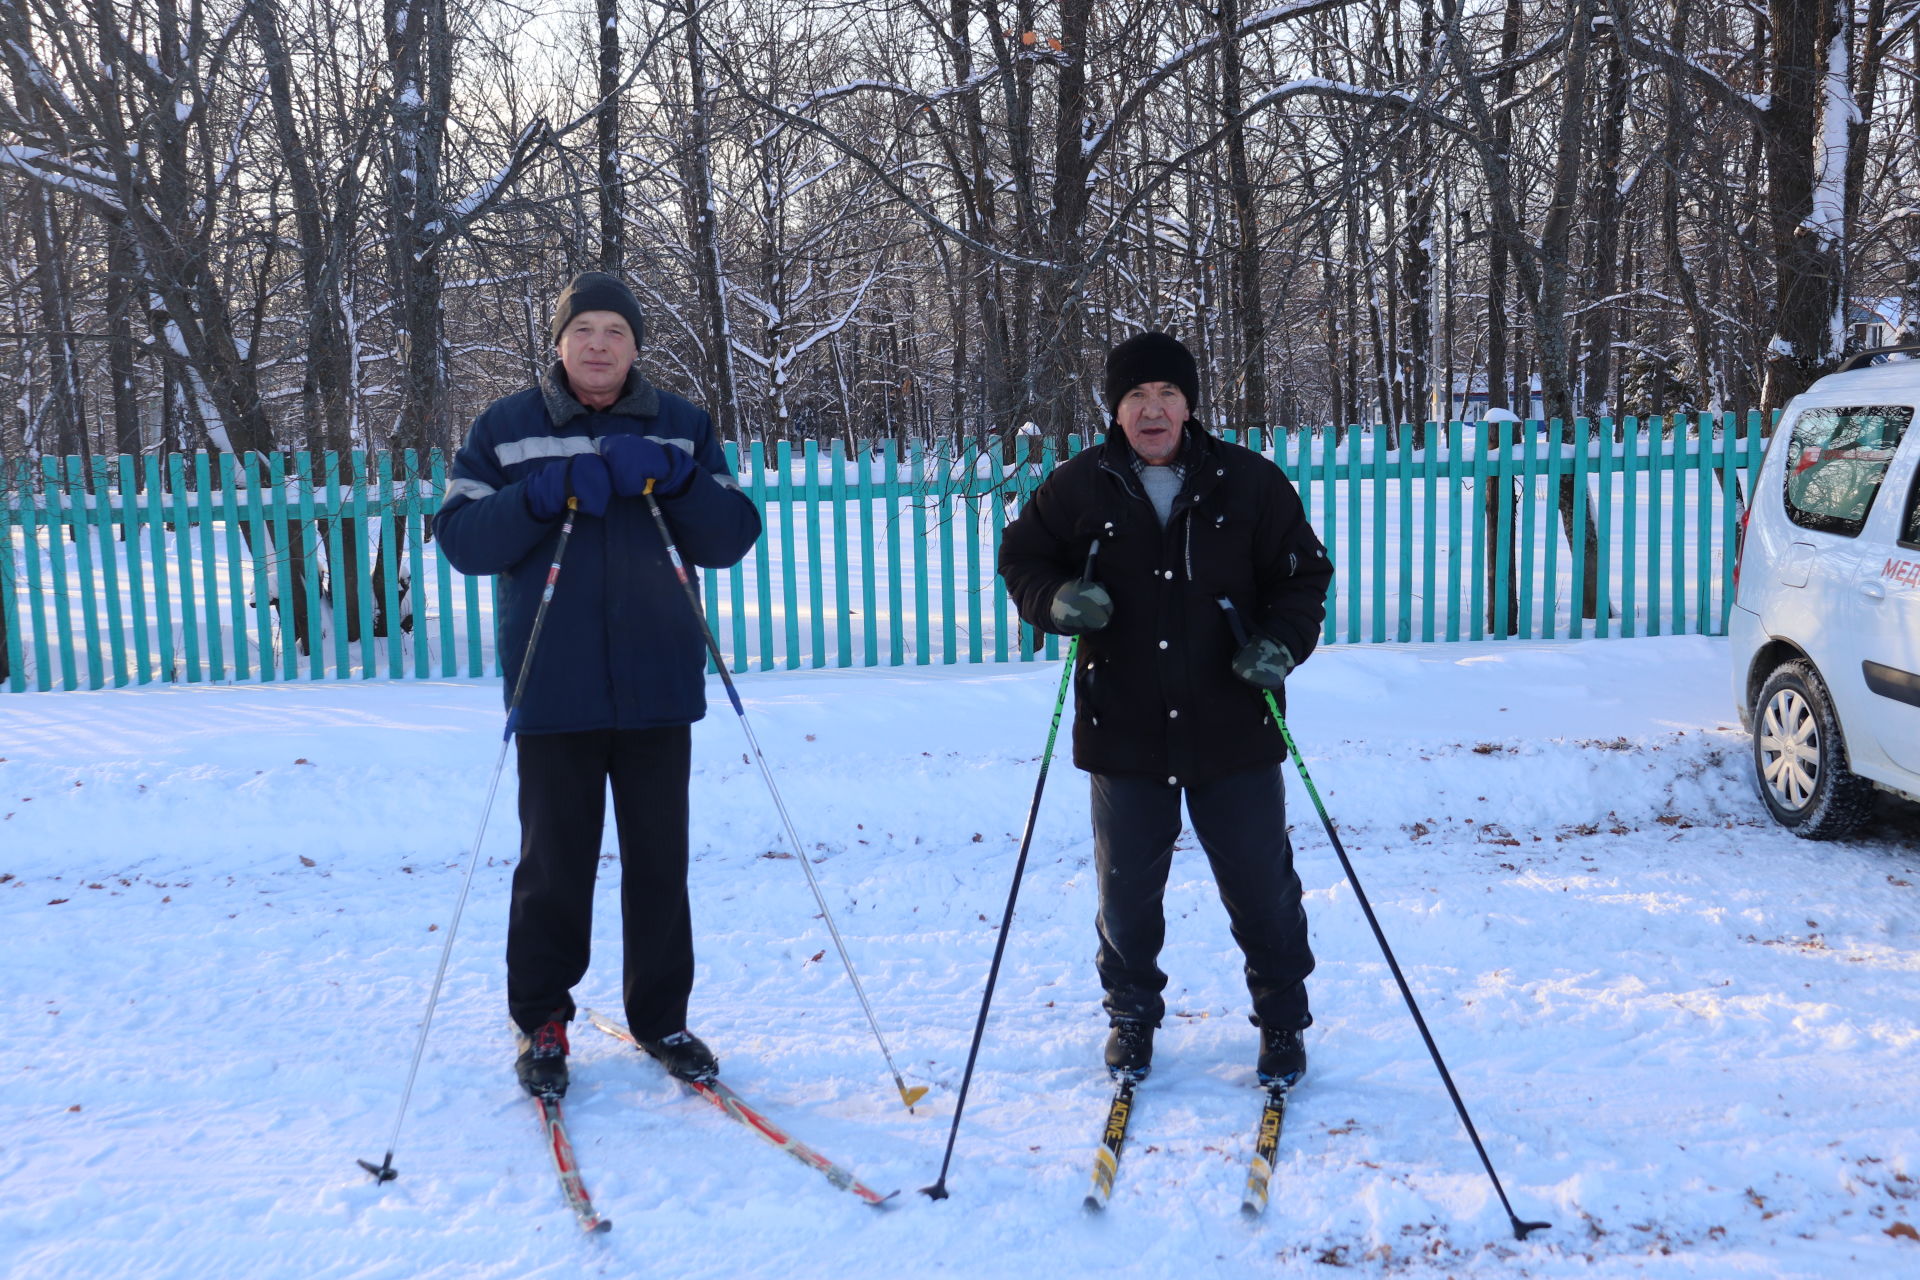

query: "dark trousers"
left=507, top=726, right=694, bottom=1041
left=1091, top=764, right=1314, bottom=1031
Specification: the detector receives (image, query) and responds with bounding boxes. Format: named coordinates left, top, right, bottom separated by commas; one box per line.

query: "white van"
left=1730, top=346, right=1920, bottom=838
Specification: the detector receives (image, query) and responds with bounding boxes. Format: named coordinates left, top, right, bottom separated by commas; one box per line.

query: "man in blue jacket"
left=437, top=272, right=761, bottom=1098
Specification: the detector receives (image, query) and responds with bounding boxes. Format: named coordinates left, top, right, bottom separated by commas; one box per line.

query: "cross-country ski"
left=587, top=1010, right=896, bottom=1207
left=533, top=1093, right=612, bottom=1233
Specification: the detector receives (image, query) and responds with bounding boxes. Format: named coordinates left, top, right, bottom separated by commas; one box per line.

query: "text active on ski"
left=1083, top=1075, right=1136, bottom=1211
left=1240, top=1083, right=1290, bottom=1217
left=587, top=1009, right=897, bottom=1207
left=1082, top=1076, right=1293, bottom=1216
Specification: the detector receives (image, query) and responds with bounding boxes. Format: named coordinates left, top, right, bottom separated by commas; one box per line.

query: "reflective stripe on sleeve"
left=496, top=435, right=600, bottom=467
left=444, top=477, right=497, bottom=501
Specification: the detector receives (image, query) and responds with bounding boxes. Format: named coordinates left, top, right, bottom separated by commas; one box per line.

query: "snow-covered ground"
left=4, top=635, right=1918, bottom=1279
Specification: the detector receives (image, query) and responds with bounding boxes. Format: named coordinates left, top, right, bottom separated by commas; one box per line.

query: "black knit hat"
left=1104, top=331, right=1198, bottom=416
left=550, top=271, right=646, bottom=347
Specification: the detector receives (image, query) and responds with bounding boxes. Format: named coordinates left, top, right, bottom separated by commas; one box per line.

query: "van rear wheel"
left=1753, top=659, right=1876, bottom=839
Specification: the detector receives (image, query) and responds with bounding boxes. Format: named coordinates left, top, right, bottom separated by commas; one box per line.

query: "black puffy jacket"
left=998, top=427, right=1332, bottom=784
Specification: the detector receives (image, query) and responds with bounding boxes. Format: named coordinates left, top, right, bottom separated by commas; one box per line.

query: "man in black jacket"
left=998, top=331, right=1332, bottom=1086
left=437, top=272, right=762, bottom=1097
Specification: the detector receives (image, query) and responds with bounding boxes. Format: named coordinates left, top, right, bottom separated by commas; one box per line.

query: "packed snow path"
left=4, top=636, right=1917, bottom=1278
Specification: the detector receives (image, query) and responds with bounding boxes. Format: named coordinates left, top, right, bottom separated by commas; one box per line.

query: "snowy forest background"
left=1, top=0, right=1917, bottom=467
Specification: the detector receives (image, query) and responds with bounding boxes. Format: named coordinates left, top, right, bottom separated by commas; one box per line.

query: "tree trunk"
left=597, top=0, right=625, bottom=274
left=679, top=0, right=744, bottom=445
left=2, top=0, right=86, bottom=460
left=255, top=0, right=360, bottom=652
left=24, top=187, right=85, bottom=458
left=106, top=223, right=142, bottom=460
left=1580, top=16, right=1629, bottom=417
left=1841, top=0, right=1883, bottom=341
left=1532, top=0, right=1606, bottom=622
left=386, top=0, right=452, bottom=464
left=1032, top=0, right=1097, bottom=443
left=1219, top=0, right=1267, bottom=436
left=1480, top=0, right=1523, bottom=633
left=1661, top=30, right=1718, bottom=412
left=1758, top=0, right=1846, bottom=409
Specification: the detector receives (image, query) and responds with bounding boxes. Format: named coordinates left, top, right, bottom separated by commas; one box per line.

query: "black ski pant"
left=507, top=726, right=694, bottom=1041
left=1091, top=763, right=1314, bottom=1032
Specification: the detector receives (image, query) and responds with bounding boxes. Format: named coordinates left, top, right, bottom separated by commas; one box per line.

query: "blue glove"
left=601, top=433, right=698, bottom=498
left=524, top=453, right=612, bottom=521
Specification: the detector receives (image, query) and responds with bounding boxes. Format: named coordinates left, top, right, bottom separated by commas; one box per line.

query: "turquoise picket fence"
left=0, top=414, right=1769, bottom=693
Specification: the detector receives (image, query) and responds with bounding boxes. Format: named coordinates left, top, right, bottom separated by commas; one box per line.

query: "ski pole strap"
left=1215, top=593, right=1251, bottom=646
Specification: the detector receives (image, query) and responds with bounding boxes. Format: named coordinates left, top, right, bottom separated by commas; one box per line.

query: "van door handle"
left=1859, top=580, right=1887, bottom=602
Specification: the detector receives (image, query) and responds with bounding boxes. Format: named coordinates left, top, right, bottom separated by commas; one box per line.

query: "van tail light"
left=1733, top=503, right=1752, bottom=593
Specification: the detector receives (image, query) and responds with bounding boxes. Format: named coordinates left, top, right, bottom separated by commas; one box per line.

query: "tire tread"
left=1753, top=659, right=1877, bottom=840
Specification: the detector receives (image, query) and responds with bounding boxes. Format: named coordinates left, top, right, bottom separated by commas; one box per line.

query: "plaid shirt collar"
left=1128, top=449, right=1190, bottom=485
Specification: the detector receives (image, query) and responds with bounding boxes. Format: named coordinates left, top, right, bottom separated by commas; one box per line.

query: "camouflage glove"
left=1048, top=579, right=1113, bottom=634
left=1231, top=635, right=1295, bottom=689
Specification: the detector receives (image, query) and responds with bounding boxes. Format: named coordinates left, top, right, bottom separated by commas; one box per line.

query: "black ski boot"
left=1256, top=1026, right=1306, bottom=1088
left=1104, top=1019, right=1154, bottom=1081
left=516, top=1018, right=570, bottom=1098
left=636, top=1029, right=719, bottom=1082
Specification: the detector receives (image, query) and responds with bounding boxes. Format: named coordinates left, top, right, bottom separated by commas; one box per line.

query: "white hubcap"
left=1759, top=688, right=1821, bottom=811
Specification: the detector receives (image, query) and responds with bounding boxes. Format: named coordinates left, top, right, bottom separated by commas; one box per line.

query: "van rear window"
left=1782, top=404, right=1914, bottom=537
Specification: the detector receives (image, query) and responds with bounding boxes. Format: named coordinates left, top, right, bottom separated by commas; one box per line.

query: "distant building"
left=1434, top=376, right=1544, bottom=424
left=1850, top=301, right=1911, bottom=352
left=1850, top=303, right=1893, bottom=351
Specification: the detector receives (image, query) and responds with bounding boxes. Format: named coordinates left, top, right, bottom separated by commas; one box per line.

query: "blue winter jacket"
left=435, top=366, right=762, bottom=734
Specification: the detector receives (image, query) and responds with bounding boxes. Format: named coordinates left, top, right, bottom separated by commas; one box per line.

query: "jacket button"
left=1168, top=709, right=1179, bottom=719
left=1091, top=716, right=1100, bottom=726
left=1163, top=569, right=1173, bottom=580
left=1158, top=640, right=1168, bottom=649
left=1167, top=775, right=1178, bottom=786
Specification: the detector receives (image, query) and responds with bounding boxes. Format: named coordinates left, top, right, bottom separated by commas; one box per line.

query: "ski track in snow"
left=3, top=635, right=1918, bottom=1278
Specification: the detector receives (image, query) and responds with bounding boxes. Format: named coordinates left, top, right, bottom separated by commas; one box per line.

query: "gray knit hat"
left=550, top=271, right=646, bottom=347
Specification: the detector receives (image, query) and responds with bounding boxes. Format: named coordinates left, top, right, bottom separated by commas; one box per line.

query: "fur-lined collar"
left=541, top=362, right=660, bottom=427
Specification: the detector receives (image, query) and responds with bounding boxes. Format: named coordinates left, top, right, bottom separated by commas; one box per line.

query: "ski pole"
left=638, top=480, right=926, bottom=1113
left=359, top=499, right=583, bottom=1184
left=923, top=539, right=1097, bottom=1200
left=1215, top=596, right=1549, bottom=1241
